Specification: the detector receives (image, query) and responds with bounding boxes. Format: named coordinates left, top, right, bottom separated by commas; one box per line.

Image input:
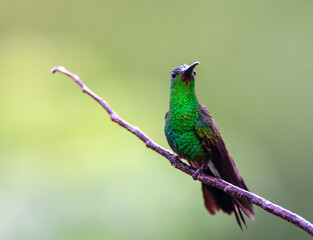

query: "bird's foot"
left=192, top=168, right=202, bottom=180
left=192, top=163, right=207, bottom=180
left=170, top=155, right=180, bottom=168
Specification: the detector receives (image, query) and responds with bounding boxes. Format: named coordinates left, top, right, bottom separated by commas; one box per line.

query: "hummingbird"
left=164, top=62, right=254, bottom=229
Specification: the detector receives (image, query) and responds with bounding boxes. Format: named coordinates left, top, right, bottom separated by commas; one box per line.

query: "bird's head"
left=170, top=62, right=200, bottom=91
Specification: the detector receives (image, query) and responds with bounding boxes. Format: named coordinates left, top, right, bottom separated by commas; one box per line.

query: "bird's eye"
left=171, top=72, right=177, bottom=79
left=194, top=71, right=196, bottom=76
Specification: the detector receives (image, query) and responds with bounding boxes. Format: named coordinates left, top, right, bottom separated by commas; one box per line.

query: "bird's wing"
left=195, top=103, right=244, bottom=187
left=165, top=110, right=169, bottom=120
left=195, top=103, right=254, bottom=220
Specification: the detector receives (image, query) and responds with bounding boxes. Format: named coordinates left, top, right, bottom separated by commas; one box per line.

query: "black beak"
left=182, top=61, right=200, bottom=81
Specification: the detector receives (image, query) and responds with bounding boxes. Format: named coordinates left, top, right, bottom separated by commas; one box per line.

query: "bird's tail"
left=202, top=182, right=247, bottom=230
left=189, top=161, right=254, bottom=229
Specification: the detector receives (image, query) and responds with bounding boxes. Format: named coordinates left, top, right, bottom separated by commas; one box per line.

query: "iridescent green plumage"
left=165, top=62, right=254, bottom=229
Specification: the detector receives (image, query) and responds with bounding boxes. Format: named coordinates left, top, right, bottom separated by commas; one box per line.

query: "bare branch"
left=51, top=66, right=313, bottom=236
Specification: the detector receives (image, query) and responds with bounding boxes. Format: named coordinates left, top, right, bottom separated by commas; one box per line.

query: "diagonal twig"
left=51, top=66, right=313, bottom=236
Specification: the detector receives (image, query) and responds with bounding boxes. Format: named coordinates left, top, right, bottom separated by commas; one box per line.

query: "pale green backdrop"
left=0, top=1, right=313, bottom=239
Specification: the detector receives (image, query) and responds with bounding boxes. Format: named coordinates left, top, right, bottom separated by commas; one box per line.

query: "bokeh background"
left=1, top=0, right=313, bottom=239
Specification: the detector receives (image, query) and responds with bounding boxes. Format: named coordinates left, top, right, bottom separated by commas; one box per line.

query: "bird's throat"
left=168, top=87, right=199, bottom=131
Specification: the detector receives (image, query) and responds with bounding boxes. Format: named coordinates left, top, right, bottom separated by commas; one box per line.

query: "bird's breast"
left=164, top=125, right=207, bottom=162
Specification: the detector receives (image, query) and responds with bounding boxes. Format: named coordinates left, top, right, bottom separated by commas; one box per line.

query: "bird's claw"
left=170, top=156, right=180, bottom=168
left=192, top=162, right=207, bottom=180
left=192, top=168, right=202, bottom=180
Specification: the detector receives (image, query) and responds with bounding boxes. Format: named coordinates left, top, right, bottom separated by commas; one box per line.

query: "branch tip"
left=50, top=67, right=58, bottom=73
left=51, top=66, right=67, bottom=74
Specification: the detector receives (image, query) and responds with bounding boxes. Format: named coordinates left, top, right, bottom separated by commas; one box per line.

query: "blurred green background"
left=1, top=0, right=313, bottom=239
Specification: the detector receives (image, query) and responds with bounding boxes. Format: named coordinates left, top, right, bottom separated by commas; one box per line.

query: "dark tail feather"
left=233, top=208, right=243, bottom=230
left=233, top=194, right=254, bottom=221
left=202, top=183, right=244, bottom=227
left=233, top=204, right=247, bottom=230
left=202, top=183, right=249, bottom=230
left=237, top=207, right=247, bottom=229
left=189, top=160, right=254, bottom=229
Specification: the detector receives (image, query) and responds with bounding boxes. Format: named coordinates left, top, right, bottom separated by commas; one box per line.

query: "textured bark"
left=51, top=66, right=313, bottom=236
